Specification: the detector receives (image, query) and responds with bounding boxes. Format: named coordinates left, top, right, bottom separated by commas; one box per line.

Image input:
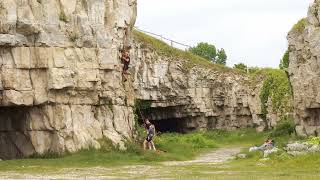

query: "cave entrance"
left=135, top=100, right=192, bottom=133
left=306, top=108, right=320, bottom=126
left=0, top=107, right=34, bottom=160
left=150, top=118, right=187, bottom=133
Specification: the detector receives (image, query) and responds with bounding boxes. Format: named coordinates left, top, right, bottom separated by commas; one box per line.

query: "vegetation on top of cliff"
left=290, top=18, right=307, bottom=35
left=189, top=42, right=217, bottom=61
left=256, top=69, right=293, bottom=121
left=133, top=30, right=240, bottom=74
left=233, top=63, right=262, bottom=75
left=279, top=49, right=290, bottom=70
left=188, top=42, right=227, bottom=65
left=234, top=63, right=248, bottom=72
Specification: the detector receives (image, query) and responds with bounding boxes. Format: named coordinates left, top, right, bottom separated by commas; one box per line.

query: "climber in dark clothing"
left=143, top=119, right=156, bottom=151
left=121, top=51, right=131, bottom=75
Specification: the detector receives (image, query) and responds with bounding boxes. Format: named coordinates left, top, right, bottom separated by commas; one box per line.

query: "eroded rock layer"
left=288, top=0, right=320, bottom=136
left=0, top=0, right=137, bottom=159
left=131, top=36, right=280, bottom=133
left=0, top=0, right=291, bottom=159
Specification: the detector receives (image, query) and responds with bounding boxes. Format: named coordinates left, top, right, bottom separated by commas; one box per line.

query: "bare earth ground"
left=0, top=147, right=242, bottom=180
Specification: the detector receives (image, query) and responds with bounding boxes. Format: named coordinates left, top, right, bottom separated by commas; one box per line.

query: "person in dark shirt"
left=143, top=119, right=156, bottom=151
left=121, top=51, right=131, bottom=75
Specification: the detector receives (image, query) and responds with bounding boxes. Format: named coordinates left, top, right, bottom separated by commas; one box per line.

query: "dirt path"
left=162, top=147, right=242, bottom=166
left=0, top=147, right=242, bottom=180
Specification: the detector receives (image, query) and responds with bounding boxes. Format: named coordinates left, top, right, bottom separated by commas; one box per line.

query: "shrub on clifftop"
left=234, top=63, right=248, bottom=72
left=189, top=42, right=228, bottom=65
left=189, top=42, right=217, bottom=62
left=291, top=18, right=307, bottom=34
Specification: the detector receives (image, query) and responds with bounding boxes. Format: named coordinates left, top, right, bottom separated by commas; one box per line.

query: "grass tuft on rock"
left=291, top=18, right=307, bottom=35
left=59, top=11, right=69, bottom=22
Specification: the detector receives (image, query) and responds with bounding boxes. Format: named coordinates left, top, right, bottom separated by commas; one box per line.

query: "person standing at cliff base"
left=143, top=119, right=156, bottom=151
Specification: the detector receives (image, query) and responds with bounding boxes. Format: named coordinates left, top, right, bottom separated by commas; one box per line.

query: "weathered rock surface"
left=285, top=142, right=309, bottom=152
left=0, top=0, right=289, bottom=160
left=288, top=0, right=320, bottom=136
left=0, top=0, right=137, bottom=159
left=130, top=38, right=280, bottom=133
left=284, top=142, right=320, bottom=156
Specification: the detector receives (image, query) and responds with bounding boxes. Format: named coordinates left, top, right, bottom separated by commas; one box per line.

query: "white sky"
left=136, top=0, right=313, bottom=68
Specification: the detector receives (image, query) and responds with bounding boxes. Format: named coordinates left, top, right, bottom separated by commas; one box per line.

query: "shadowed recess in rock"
left=0, top=107, right=35, bottom=160
left=150, top=118, right=187, bottom=133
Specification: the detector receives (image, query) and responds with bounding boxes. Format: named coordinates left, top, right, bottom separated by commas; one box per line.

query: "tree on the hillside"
left=216, top=48, right=227, bottom=65
left=248, top=67, right=260, bottom=74
left=189, top=42, right=217, bottom=62
left=279, top=49, right=289, bottom=70
left=234, top=63, right=247, bottom=72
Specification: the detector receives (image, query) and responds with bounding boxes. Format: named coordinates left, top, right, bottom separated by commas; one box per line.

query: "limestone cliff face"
left=0, top=0, right=289, bottom=160
left=0, top=0, right=137, bottom=159
left=131, top=34, right=280, bottom=133
left=288, top=0, right=320, bottom=136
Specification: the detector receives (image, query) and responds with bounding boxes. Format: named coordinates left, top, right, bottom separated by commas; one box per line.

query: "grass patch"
left=204, top=151, right=320, bottom=180
left=226, top=142, right=320, bottom=179
left=307, top=136, right=320, bottom=145
left=0, top=129, right=267, bottom=172
left=291, top=18, right=307, bottom=35
left=0, top=130, right=315, bottom=179
left=133, top=30, right=243, bottom=74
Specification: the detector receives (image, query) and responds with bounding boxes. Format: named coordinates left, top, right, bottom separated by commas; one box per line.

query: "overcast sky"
left=136, top=0, right=312, bottom=68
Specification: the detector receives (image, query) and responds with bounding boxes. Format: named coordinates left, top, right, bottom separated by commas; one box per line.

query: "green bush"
left=270, top=118, right=295, bottom=137
left=279, top=49, right=290, bottom=70
left=189, top=42, right=217, bottom=62
left=59, top=11, right=69, bottom=22
left=133, top=99, right=151, bottom=125
left=258, top=69, right=293, bottom=120
left=291, top=18, right=307, bottom=34
left=307, top=136, right=320, bottom=145
left=134, top=99, right=152, bottom=112
left=233, top=63, right=247, bottom=72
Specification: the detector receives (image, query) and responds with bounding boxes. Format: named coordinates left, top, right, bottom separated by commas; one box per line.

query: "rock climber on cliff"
left=143, top=119, right=156, bottom=151
left=121, top=50, right=131, bottom=75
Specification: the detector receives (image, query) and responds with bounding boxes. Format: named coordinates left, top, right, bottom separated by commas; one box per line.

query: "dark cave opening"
left=136, top=100, right=190, bottom=133
left=0, top=107, right=33, bottom=160
left=149, top=118, right=187, bottom=133
left=305, top=108, right=320, bottom=127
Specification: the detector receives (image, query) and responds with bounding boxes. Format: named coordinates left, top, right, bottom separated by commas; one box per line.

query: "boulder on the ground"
left=285, top=142, right=309, bottom=151
left=308, top=145, right=320, bottom=153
